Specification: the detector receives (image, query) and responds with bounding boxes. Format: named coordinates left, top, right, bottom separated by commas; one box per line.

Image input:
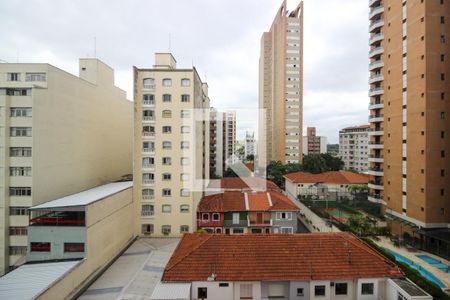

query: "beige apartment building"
left=133, top=53, right=210, bottom=237
left=259, top=0, right=304, bottom=164
left=339, top=125, right=370, bottom=173
left=368, top=0, right=450, bottom=237
left=0, top=59, right=133, bottom=275
left=302, top=127, right=327, bottom=155
left=210, top=108, right=236, bottom=177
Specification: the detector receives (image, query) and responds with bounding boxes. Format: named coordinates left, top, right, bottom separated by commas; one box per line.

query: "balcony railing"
left=142, top=148, right=155, bottom=153
left=369, top=19, right=384, bottom=32
left=143, top=84, right=155, bottom=90
left=142, top=211, right=155, bottom=217
left=369, top=33, right=384, bottom=45
left=142, top=164, right=155, bottom=170
left=369, top=87, right=384, bottom=96
left=143, top=132, right=155, bottom=137
left=368, top=114, right=384, bottom=122
left=369, top=73, right=384, bottom=84
left=143, top=100, right=155, bottom=106
left=142, top=195, right=155, bottom=200
left=143, top=116, right=155, bottom=122
left=143, top=179, right=155, bottom=185
left=369, top=59, right=384, bottom=71
left=369, top=5, right=384, bottom=20
left=369, top=46, right=384, bottom=58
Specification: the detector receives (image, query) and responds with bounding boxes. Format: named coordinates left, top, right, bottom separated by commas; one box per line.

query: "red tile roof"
left=341, top=124, right=370, bottom=130
left=244, top=162, right=254, bottom=172
left=208, top=177, right=279, bottom=191
left=162, top=233, right=404, bottom=282
left=284, top=171, right=369, bottom=184
left=198, top=191, right=299, bottom=212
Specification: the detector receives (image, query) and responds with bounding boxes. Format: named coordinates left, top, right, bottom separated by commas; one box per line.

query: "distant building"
left=244, top=131, right=256, bottom=158
left=339, top=125, right=369, bottom=173
left=207, top=177, right=280, bottom=194
left=327, top=143, right=339, bottom=156
left=197, top=191, right=299, bottom=234
left=210, top=108, right=237, bottom=177
left=153, top=233, right=431, bottom=300
left=302, top=127, right=327, bottom=155
left=0, top=59, right=133, bottom=274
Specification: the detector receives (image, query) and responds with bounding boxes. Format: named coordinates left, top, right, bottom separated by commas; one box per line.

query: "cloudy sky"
left=0, top=0, right=369, bottom=143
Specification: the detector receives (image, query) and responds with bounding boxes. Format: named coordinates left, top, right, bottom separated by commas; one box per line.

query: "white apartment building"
left=210, top=109, right=237, bottom=177
left=133, top=53, right=210, bottom=237
left=244, top=131, right=256, bottom=158
left=0, top=59, right=133, bottom=275
left=339, top=125, right=369, bottom=173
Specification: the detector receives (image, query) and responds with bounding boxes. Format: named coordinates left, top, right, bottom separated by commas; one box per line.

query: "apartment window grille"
left=141, top=204, right=154, bottom=216
left=181, top=78, right=190, bottom=86
left=10, top=127, right=32, bottom=137
left=64, top=243, right=85, bottom=252
left=30, top=242, right=51, bottom=252
left=162, top=157, right=172, bottom=165
left=143, top=94, right=155, bottom=104
left=9, top=246, right=27, bottom=255
left=180, top=225, right=189, bottom=233
left=9, top=227, right=27, bottom=236
left=162, top=110, right=172, bottom=118
left=9, top=207, right=28, bottom=215
left=10, top=107, right=32, bottom=117
left=9, top=187, right=31, bottom=196
left=162, top=126, right=172, bottom=133
left=162, top=225, right=171, bottom=235
left=10, top=167, right=32, bottom=176
left=180, top=205, right=189, bottom=213
left=162, top=189, right=171, bottom=197
left=181, top=94, right=190, bottom=102
left=162, top=173, right=171, bottom=180
left=10, top=147, right=32, bottom=157
left=142, top=189, right=154, bottom=199
left=7, top=73, right=20, bottom=81
left=162, top=78, right=172, bottom=86
left=143, top=78, right=155, bottom=89
left=25, top=73, right=46, bottom=82
left=142, top=224, right=154, bottom=234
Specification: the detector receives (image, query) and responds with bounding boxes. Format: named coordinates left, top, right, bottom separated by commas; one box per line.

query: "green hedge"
left=362, top=238, right=450, bottom=300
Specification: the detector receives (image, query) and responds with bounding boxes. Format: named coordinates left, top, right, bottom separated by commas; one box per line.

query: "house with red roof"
left=284, top=171, right=369, bottom=201
left=197, top=191, right=299, bottom=234
left=206, top=177, right=280, bottom=195
left=151, top=233, right=431, bottom=300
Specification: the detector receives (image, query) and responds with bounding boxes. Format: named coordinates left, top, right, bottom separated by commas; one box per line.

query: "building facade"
left=244, top=131, right=256, bottom=158
left=259, top=0, right=304, bottom=164
left=210, top=108, right=236, bottom=177
left=302, top=127, right=327, bottom=155
left=133, top=53, right=210, bottom=238
left=368, top=0, right=450, bottom=234
left=339, top=125, right=370, bottom=173
left=0, top=59, right=133, bottom=275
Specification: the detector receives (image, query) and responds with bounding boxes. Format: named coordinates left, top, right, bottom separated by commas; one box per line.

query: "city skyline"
left=0, top=0, right=368, bottom=142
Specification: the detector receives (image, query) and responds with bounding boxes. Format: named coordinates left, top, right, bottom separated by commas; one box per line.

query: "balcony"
left=368, top=181, right=384, bottom=190
left=142, top=116, right=155, bottom=123
left=368, top=194, right=385, bottom=204
left=369, top=59, right=384, bottom=71
left=143, top=100, right=155, bottom=107
left=369, top=86, right=384, bottom=97
left=369, top=73, right=384, bottom=84
left=368, top=128, right=384, bottom=136
left=369, top=0, right=381, bottom=8
left=369, top=19, right=384, bottom=32
left=368, top=155, right=384, bottom=163
left=368, top=168, right=384, bottom=176
left=369, top=46, right=384, bottom=58
left=142, top=179, right=155, bottom=186
left=142, top=132, right=155, bottom=138
left=248, top=218, right=273, bottom=227
left=368, top=141, right=384, bottom=149
left=141, top=211, right=155, bottom=217
left=142, top=148, right=155, bottom=154
left=142, top=84, right=155, bottom=91
left=368, top=100, right=384, bottom=109
left=369, top=5, right=384, bottom=20
left=369, top=33, right=384, bottom=45
left=142, top=195, right=155, bottom=201
left=224, top=219, right=248, bottom=227
left=368, top=114, right=384, bottom=122
left=142, top=164, right=155, bottom=171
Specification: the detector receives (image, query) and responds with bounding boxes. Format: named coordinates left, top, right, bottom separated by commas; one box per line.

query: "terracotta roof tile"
left=207, top=177, right=279, bottom=191
left=269, top=192, right=300, bottom=211
left=162, top=233, right=404, bottom=282
left=341, top=124, right=370, bottom=130
left=284, top=171, right=369, bottom=184
left=247, top=193, right=271, bottom=211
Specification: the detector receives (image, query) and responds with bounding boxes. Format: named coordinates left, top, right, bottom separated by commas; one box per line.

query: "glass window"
left=162, top=173, right=171, bottom=180
left=281, top=227, right=293, bottom=234
left=297, top=288, right=304, bottom=296
left=198, top=287, right=207, bottom=299
left=240, top=284, right=252, bottom=298
left=212, top=213, right=220, bottom=221
left=10, top=127, right=32, bottom=137
left=30, top=242, right=51, bottom=252
left=181, top=141, right=190, bottom=149
left=181, top=173, right=190, bottom=181
left=163, top=94, right=172, bottom=102
left=64, top=243, right=85, bottom=252
left=162, top=204, right=171, bottom=212
left=10, top=147, right=32, bottom=157
left=162, top=78, right=172, bottom=86
left=335, top=283, right=347, bottom=295
left=9, top=187, right=31, bottom=196
left=162, top=126, right=172, bottom=133
left=180, top=225, right=189, bottom=233
left=202, top=213, right=209, bottom=220
left=315, top=285, right=326, bottom=296
left=162, top=225, right=171, bottom=235
left=142, top=224, right=154, bottom=234
left=25, top=73, right=46, bottom=82
left=162, top=157, right=172, bottom=165
left=180, top=188, right=190, bottom=197
left=361, top=283, right=374, bottom=295
left=180, top=205, right=189, bottom=213
left=162, top=141, right=172, bottom=149
left=181, top=157, right=189, bottom=165
left=141, top=204, right=154, bottom=216
left=7, top=73, right=20, bottom=81
left=181, top=78, right=190, bottom=86
left=181, top=110, right=190, bottom=118
left=9, top=207, right=28, bottom=215
left=181, top=94, right=190, bottom=102
left=162, top=110, right=172, bottom=118
left=143, top=78, right=155, bottom=89
left=233, top=228, right=244, bottom=234
left=162, top=189, right=171, bottom=197
left=232, top=213, right=239, bottom=224
left=10, top=167, right=32, bottom=176
left=9, top=246, right=27, bottom=255
left=10, top=107, right=32, bottom=117
left=181, top=126, right=190, bottom=133
left=9, top=226, right=27, bottom=236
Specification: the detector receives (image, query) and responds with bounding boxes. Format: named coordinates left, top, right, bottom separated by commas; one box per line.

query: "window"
left=281, top=227, right=293, bottom=234
left=180, top=225, right=189, bottom=233
left=212, top=213, right=220, bottom=221
left=181, top=157, right=190, bottom=165
left=181, top=173, right=190, bottom=181
left=441, top=16, right=446, bottom=24
left=162, top=78, right=172, bottom=86
left=142, top=224, right=154, bottom=234
left=10, top=147, right=32, bottom=157
left=162, top=126, right=172, bottom=133
left=30, top=242, right=51, bottom=252
left=361, top=283, right=374, bottom=295
left=142, top=204, right=154, bottom=216
left=10, top=127, right=32, bottom=137
left=143, top=78, right=155, bottom=89
left=162, top=157, right=172, bottom=165
left=143, top=94, right=154, bottom=104
left=232, top=213, right=240, bottom=224
left=25, top=73, right=46, bottom=82
left=233, top=228, right=244, bottom=234
left=142, top=189, right=154, bottom=199
left=9, top=227, right=27, bottom=236
left=398, top=292, right=407, bottom=300
left=278, top=212, right=292, bottom=220
left=64, top=243, right=85, bottom=252
left=219, top=283, right=229, bottom=287
left=162, top=189, right=171, bottom=197
left=163, top=94, right=172, bottom=102
left=142, top=157, right=154, bottom=167
left=9, top=207, right=28, bottom=215
left=7, top=73, right=20, bottom=81
left=181, top=126, right=190, bottom=133
left=198, top=287, right=207, bottom=299
left=162, top=225, right=171, bottom=235
left=3, top=88, right=30, bottom=96
left=315, top=285, right=326, bottom=296
left=9, top=246, right=27, bottom=255
left=181, top=110, right=190, bottom=118
left=181, top=78, right=190, bottom=86
left=9, top=187, right=31, bottom=196
left=10, top=167, right=32, bottom=176
left=181, top=94, right=190, bottom=102
left=10, top=107, right=32, bottom=117
left=162, top=204, right=171, bottom=213
left=180, top=188, right=190, bottom=197
left=162, top=141, right=172, bottom=149
left=181, top=141, right=190, bottom=149
left=180, top=205, right=189, bottom=213
left=240, top=284, right=253, bottom=299
left=335, top=283, right=348, bottom=295
left=297, top=288, right=304, bottom=296
left=162, top=173, right=171, bottom=180
left=162, top=110, right=172, bottom=118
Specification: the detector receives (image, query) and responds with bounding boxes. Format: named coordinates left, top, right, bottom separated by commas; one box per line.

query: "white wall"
left=191, top=281, right=233, bottom=300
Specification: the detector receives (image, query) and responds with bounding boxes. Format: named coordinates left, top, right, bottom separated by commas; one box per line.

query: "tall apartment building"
left=133, top=53, right=210, bottom=237
left=244, top=131, right=256, bottom=158
left=302, top=127, right=327, bottom=155
left=339, top=125, right=370, bottom=173
left=209, top=108, right=236, bottom=177
left=368, top=0, right=450, bottom=237
left=259, top=0, right=304, bottom=164
left=0, top=59, right=133, bottom=274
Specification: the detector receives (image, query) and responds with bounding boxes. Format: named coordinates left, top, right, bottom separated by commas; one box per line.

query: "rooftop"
left=207, top=177, right=279, bottom=191
left=30, top=181, right=133, bottom=210
left=284, top=171, right=369, bottom=184
left=162, top=233, right=404, bottom=282
left=0, top=260, right=81, bottom=299
left=340, top=125, right=370, bottom=131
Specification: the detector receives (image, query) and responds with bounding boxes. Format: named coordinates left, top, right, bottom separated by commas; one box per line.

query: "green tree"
left=246, top=154, right=255, bottom=163
left=302, top=154, right=327, bottom=174
left=223, top=167, right=239, bottom=177
left=321, top=153, right=344, bottom=171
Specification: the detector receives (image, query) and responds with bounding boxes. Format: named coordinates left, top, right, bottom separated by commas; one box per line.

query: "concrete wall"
left=36, top=187, right=134, bottom=299
left=271, top=211, right=298, bottom=233
left=191, top=281, right=234, bottom=300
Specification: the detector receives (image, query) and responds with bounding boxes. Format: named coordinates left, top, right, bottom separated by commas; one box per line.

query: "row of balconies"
left=368, top=114, right=384, bottom=122
left=369, top=5, right=384, bottom=20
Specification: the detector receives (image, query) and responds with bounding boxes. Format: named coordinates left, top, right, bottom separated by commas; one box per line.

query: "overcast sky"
left=0, top=0, right=369, bottom=143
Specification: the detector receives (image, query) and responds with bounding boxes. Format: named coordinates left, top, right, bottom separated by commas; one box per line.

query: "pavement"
left=78, top=238, right=180, bottom=300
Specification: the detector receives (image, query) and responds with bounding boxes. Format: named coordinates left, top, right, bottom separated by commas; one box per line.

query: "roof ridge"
left=165, top=234, right=215, bottom=272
